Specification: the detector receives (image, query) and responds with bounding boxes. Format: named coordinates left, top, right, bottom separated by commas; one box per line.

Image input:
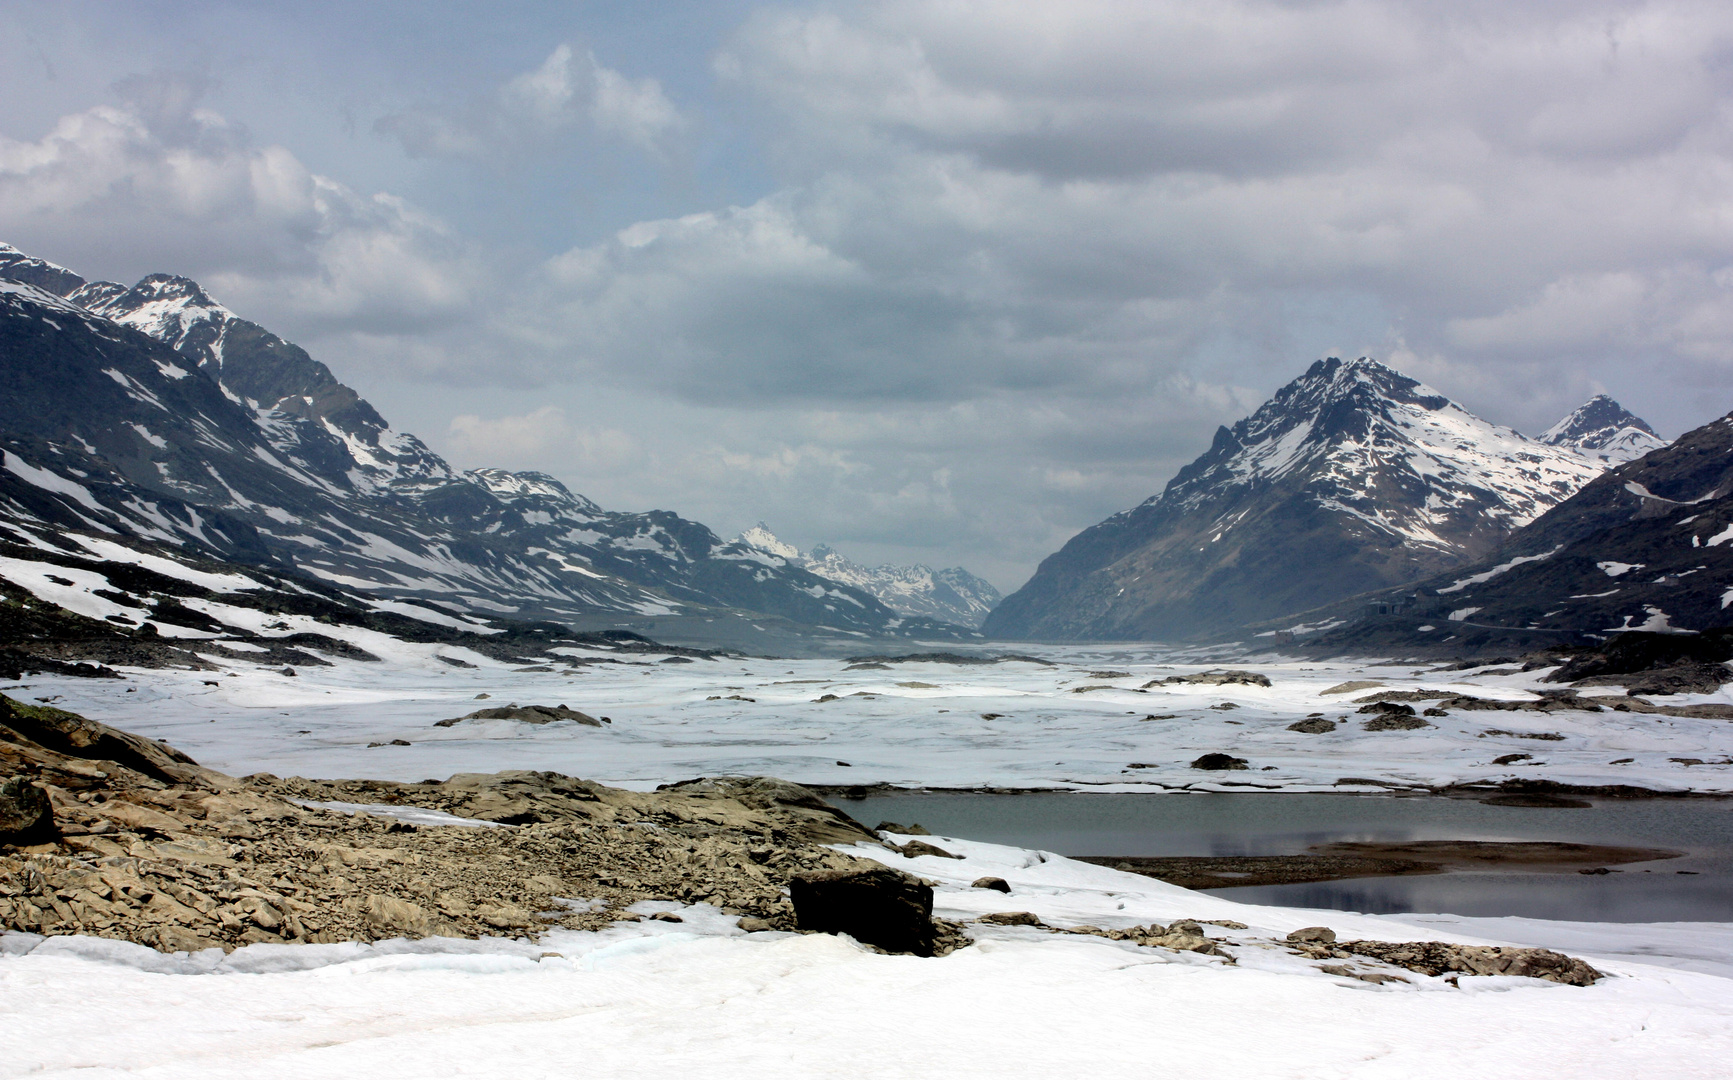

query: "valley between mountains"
left=4, top=242, right=1733, bottom=1078
left=3, top=239, right=1727, bottom=662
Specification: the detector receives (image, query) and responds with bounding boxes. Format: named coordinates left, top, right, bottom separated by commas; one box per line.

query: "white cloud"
left=377, top=45, right=685, bottom=159
left=0, top=81, right=476, bottom=338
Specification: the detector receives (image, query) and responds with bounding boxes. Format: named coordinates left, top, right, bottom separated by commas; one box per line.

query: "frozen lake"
left=16, top=640, right=1733, bottom=797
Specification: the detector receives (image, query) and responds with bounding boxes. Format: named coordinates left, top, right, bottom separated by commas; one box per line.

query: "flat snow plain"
left=6, top=641, right=1733, bottom=1076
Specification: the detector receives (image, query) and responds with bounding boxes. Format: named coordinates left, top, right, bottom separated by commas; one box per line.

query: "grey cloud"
left=493, top=0, right=1733, bottom=439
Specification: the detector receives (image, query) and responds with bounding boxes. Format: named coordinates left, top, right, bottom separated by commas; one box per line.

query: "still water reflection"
left=832, top=791, right=1733, bottom=922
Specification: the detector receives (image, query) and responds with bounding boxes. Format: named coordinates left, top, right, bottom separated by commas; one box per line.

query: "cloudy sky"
left=4, top=1, right=1732, bottom=590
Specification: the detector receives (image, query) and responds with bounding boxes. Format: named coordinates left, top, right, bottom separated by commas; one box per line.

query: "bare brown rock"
left=0, top=693, right=890, bottom=954
left=1338, top=940, right=1601, bottom=986
left=898, top=840, right=962, bottom=860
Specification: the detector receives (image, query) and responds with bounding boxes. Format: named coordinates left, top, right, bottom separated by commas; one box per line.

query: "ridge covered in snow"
left=736, top=524, right=1002, bottom=628
left=988, top=357, right=1616, bottom=642
left=0, top=242, right=962, bottom=643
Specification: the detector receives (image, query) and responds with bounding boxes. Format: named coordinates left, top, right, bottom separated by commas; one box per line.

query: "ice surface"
left=18, top=644, right=1733, bottom=795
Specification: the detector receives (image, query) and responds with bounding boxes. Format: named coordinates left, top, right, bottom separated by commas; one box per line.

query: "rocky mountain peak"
left=739, top=524, right=802, bottom=561
left=987, top=356, right=1612, bottom=642
left=0, top=244, right=448, bottom=491
left=0, top=241, right=956, bottom=642
left=467, top=468, right=600, bottom=511
left=1539, top=394, right=1667, bottom=464
left=0, top=242, right=86, bottom=297
left=129, top=273, right=220, bottom=306
left=1150, top=357, right=1595, bottom=536
left=76, top=274, right=231, bottom=360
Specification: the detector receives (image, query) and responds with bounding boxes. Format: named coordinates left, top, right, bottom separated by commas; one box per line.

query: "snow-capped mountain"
left=1539, top=393, right=1668, bottom=464
left=1298, top=406, right=1733, bottom=652
left=985, top=357, right=1613, bottom=642
left=0, top=243, right=963, bottom=641
left=736, top=525, right=1002, bottom=628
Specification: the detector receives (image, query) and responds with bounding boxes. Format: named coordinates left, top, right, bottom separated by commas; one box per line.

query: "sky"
left=3, top=0, right=1732, bottom=592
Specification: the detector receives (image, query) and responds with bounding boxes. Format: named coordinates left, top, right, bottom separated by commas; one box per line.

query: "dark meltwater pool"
left=830, top=792, right=1733, bottom=922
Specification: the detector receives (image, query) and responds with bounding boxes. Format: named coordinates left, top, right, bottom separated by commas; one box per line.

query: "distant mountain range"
left=736, top=525, right=1001, bottom=628
left=0, top=242, right=969, bottom=643
left=985, top=357, right=1667, bottom=643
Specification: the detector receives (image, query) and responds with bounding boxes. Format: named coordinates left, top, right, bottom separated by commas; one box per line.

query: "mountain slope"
left=1293, top=408, right=1733, bottom=653
left=985, top=357, right=1608, bottom=642
left=1539, top=394, right=1667, bottom=464
left=0, top=244, right=955, bottom=641
left=737, top=525, right=1002, bottom=628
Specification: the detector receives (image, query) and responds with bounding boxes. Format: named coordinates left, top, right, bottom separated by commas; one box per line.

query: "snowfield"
left=14, top=642, right=1733, bottom=795
left=8, top=643, right=1733, bottom=1075
left=4, top=834, right=1733, bottom=1078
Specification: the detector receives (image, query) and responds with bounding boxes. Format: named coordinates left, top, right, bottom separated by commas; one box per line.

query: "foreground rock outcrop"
left=0, top=694, right=896, bottom=953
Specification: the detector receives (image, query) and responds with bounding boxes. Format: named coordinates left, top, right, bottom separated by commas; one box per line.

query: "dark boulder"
left=1190, top=753, right=1249, bottom=770
left=1363, top=714, right=1432, bottom=731
left=789, top=867, right=938, bottom=956
left=0, top=776, right=53, bottom=843
left=1286, top=926, right=1337, bottom=944
left=0, top=693, right=196, bottom=784
left=1547, top=629, right=1733, bottom=685
left=1357, top=701, right=1416, bottom=716
left=1582, top=662, right=1732, bottom=696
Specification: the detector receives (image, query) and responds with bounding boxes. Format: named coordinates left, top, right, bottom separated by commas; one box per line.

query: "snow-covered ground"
left=10, top=645, right=1733, bottom=1073
left=5, top=832, right=1733, bottom=1078
left=16, top=641, right=1733, bottom=794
